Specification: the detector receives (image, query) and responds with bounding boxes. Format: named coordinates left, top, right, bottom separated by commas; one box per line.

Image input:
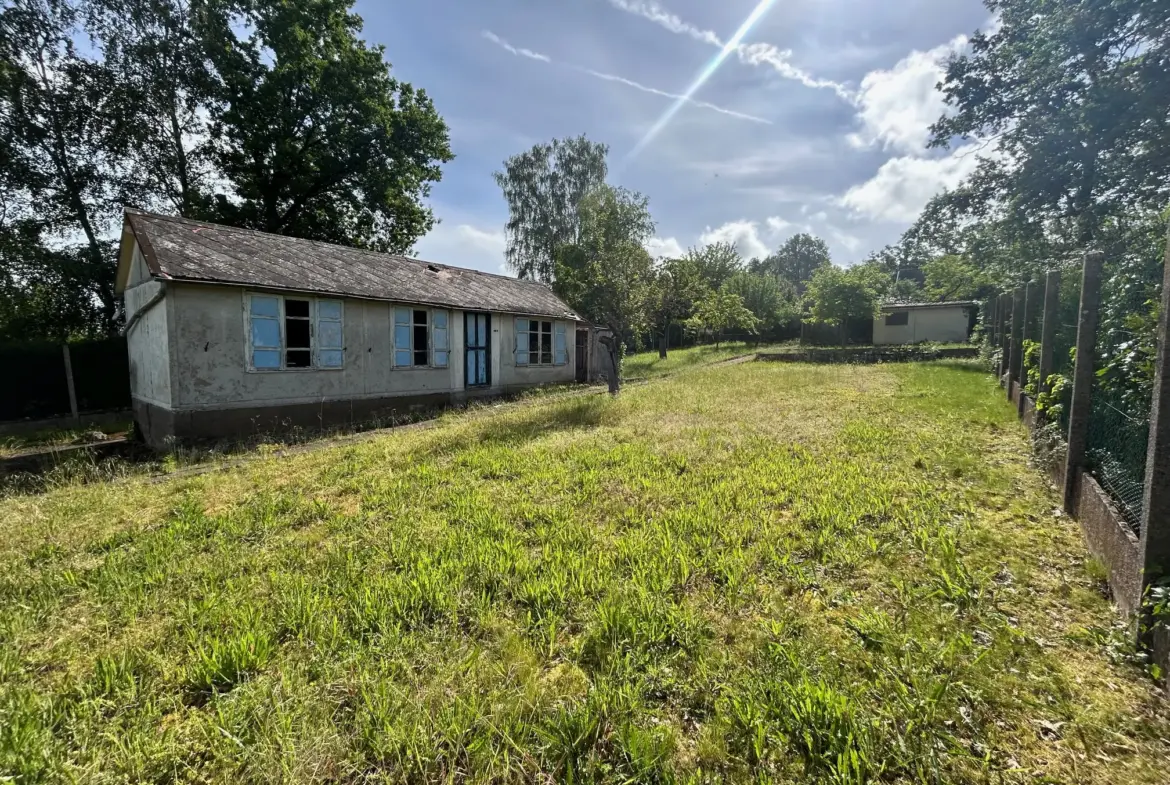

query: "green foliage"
left=922, top=254, right=988, bottom=302
left=721, top=271, right=798, bottom=330
left=495, top=136, right=609, bottom=282
left=684, top=241, right=744, bottom=291
left=553, top=184, right=655, bottom=341
left=685, top=290, right=760, bottom=345
left=803, top=265, right=886, bottom=341
left=756, top=233, right=832, bottom=294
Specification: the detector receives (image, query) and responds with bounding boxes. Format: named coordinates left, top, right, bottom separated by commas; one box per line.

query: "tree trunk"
left=599, top=335, right=621, bottom=394
left=658, top=329, right=668, bottom=359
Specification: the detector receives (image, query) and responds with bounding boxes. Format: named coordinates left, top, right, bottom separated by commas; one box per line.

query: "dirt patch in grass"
left=1, top=361, right=1167, bottom=782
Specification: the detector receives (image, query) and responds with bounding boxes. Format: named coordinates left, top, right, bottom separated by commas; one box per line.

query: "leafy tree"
left=0, top=0, right=137, bottom=334
left=685, top=290, right=759, bottom=348
left=757, top=233, right=831, bottom=294
left=721, top=271, right=798, bottom=331
left=495, top=135, right=609, bottom=282
left=553, top=185, right=655, bottom=392
left=922, top=254, right=989, bottom=302
left=202, top=0, right=452, bottom=253
left=803, top=265, right=886, bottom=346
left=931, top=0, right=1170, bottom=242
left=648, top=254, right=707, bottom=359
left=685, top=241, right=743, bottom=291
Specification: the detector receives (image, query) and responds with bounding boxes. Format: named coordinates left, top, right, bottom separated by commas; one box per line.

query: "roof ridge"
left=123, top=208, right=551, bottom=289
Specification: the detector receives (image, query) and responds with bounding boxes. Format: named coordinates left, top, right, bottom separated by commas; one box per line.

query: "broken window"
left=394, top=307, right=443, bottom=368
left=247, top=294, right=344, bottom=371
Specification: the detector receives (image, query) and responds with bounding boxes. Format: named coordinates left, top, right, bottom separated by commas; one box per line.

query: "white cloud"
left=413, top=222, right=508, bottom=274
left=698, top=220, right=771, bottom=260
left=482, top=29, right=770, bottom=125
left=481, top=30, right=550, bottom=62
left=847, top=35, right=967, bottom=154
left=607, top=0, right=853, bottom=99
left=838, top=145, right=983, bottom=223
left=645, top=236, right=686, bottom=258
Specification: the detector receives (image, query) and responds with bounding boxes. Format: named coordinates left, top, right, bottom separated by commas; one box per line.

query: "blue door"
left=465, top=312, right=490, bottom=387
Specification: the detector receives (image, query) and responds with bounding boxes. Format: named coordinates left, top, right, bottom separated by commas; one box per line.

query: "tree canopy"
left=804, top=265, right=887, bottom=343
left=721, top=271, right=798, bottom=330
left=495, top=135, right=609, bottom=282
left=756, top=233, right=832, bottom=294
left=0, top=0, right=453, bottom=338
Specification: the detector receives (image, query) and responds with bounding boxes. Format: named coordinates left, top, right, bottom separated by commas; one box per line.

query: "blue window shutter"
left=554, top=323, right=568, bottom=365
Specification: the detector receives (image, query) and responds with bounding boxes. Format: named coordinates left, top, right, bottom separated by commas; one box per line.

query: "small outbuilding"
left=873, top=301, right=977, bottom=345
left=116, top=210, right=606, bottom=448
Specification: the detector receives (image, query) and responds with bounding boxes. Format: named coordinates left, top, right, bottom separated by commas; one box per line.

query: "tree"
left=721, top=271, right=798, bottom=332
left=649, top=254, right=707, bottom=359
left=685, top=290, right=759, bottom=348
left=553, top=185, right=655, bottom=392
left=685, top=241, right=743, bottom=291
left=0, top=0, right=137, bottom=335
left=495, top=135, right=609, bottom=282
left=803, top=265, right=886, bottom=345
left=202, top=0, right=453, bottom=253
left=758, top=233, right=831, bottom=294
left=930, top=0, right=1170, bottom=243
left=922, top=254, right=989, bottom=302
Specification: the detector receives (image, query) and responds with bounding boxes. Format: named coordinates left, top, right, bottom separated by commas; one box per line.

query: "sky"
left=354, top=0, right=993, bottom=274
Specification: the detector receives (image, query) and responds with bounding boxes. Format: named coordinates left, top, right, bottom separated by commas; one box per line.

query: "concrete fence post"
left=1008, top=287, right=1025, bottom=401
left=1139, top=230, right=1170, bottom=593
left=999, top=293, right=1011, bottom=383
left=62, top=343, right=80, bottom=426
left=1019, top=281, right=1039, bottom=415
left=1039, top=270, right=1060, bottom=397
left=1063, top=251, right=1104, bottom=514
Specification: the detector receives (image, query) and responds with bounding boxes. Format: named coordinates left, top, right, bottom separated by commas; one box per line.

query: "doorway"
left=465, top=312, right=490, bottom=388
left=575, top=329, right=589, bottom=383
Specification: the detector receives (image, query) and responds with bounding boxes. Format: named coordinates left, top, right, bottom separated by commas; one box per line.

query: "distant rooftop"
left=881, top=301, right=979, bottom=311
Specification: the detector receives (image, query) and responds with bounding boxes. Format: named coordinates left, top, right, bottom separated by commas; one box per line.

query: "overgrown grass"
left=0, top=421, right=130, bottom=458
left=624, top=342, right=796, bottom=379
left=2, top=361, right=1167, bottom=782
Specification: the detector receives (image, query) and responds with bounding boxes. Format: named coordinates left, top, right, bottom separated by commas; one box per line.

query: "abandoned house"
left=873, top=301, right=978, bottom=345
left=116, top=210, right=603, bottom=448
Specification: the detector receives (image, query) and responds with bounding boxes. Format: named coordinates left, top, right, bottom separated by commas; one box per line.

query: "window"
left=393, top=307, right=448, bottom=368
left=885, top=311, right=909, bottom=326
left=247, top=294, right=344, bottom=371
left=516, top=319, right=568, bottom=366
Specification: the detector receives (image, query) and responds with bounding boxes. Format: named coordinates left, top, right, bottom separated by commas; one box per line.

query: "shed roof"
left=117, top=210, right=582, bottom=320
left=880, top=301, right=979, bottom=312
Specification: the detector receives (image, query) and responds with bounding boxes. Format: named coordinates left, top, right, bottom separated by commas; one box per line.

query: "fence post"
left=998, top=292, right=1010, bottom=381
left=61, top=343, right=80, bottom=426
left=1019, top=281, right=1039, bottom=415
left=1008, top=287, right=1025, bottom=401
left=1139, top=232, right=1170, bottom=592
left=1063, top=251, right=1104, bottom=514
left=1039, top=270, right=1060, bottom=397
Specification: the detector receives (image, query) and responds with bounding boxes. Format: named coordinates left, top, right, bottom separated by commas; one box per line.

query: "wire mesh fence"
left=1086, top=379, right=1150, bottom=531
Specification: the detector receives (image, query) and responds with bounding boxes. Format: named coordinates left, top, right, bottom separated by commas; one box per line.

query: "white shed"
left=873, top=302, right=976, bottom=345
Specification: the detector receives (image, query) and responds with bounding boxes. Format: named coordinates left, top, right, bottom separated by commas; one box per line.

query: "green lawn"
left=2, top=361, right=1167, bottom=782
left=624, top=342, right=796, bottom=379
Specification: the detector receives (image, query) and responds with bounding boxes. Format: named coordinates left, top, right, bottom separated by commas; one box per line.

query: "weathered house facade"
left=116, top=210, right=601, bottom=448
left=873, top=301, right=977, bottom=345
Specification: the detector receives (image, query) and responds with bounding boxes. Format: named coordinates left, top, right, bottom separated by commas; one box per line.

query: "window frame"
left=244, top=293, right=345, bottom=372
left=392, top=306, right=450, bottom=370
left=515, top=318, right=568, bottom=367
left=884, top=311, right=910, bottom=327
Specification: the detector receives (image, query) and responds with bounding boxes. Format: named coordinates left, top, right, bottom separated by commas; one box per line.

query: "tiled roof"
left=122, top=210, right=582, bottom=320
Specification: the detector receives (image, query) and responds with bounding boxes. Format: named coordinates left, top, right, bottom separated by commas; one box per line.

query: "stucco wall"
left=165, top=284, right=576, bottom=410
left=497, top=313, right=577, bottom=390
left=124, top=246, right=172, bottom=408
left=874, top=306, right=971, bottom=345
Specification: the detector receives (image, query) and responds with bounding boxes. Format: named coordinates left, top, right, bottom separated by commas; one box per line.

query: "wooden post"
left=987, top=297, right=998, bottom=346
left=1008, top=287, right=1025, bottom=400
left=1139, top=231, right=1170, bottom=588
left=1063, top=251, right=1104, bottom=514
left=998, top=293, right=1011, bottom=382
left=1039, top=270, right=1060, bottom=397
left=62, top=343, right=80, bottom=425
left=1019, top=281, right=1039, bottom=414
